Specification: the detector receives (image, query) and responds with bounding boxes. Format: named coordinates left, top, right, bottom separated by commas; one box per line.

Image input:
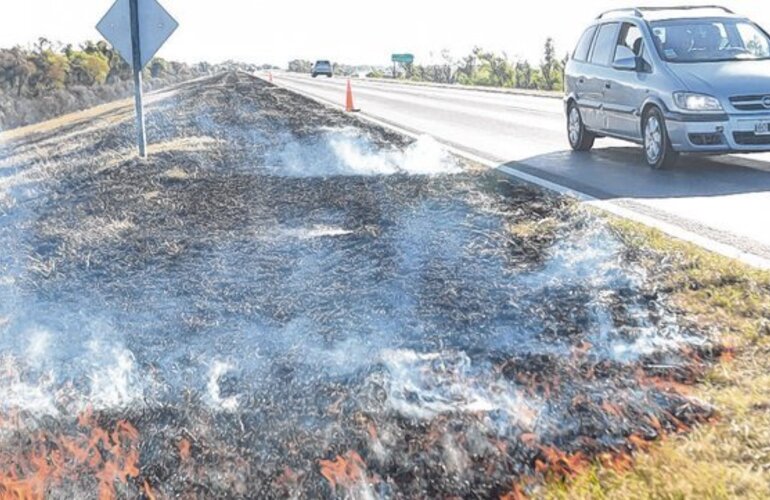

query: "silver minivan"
left=565, top=6, right=770, bottom=168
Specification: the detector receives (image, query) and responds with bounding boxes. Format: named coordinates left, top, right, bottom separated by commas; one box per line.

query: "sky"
left=1, top=1, right=769, bottom=67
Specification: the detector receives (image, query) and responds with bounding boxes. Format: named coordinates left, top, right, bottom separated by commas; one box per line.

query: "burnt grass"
left=0, top=72, right=723, bottom=498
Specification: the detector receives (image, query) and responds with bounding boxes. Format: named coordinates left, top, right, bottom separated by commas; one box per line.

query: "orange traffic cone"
left=345, top=79, right=359, bottom=112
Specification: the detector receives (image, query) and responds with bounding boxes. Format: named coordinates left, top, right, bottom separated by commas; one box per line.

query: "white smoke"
left=517, top=224, right=707, bottom=362
left=206, top=360, right=240, bottom=412
left=277, top=225, right=353, bottom=240
left=87, top=340, right=142, bottom=410
left=267, top=128, right=460, bottom=177
left=0, top=294, right=146, bottom=416
left=379, top=349, right=541, bottom=429
left=0, top=355, right=59, bottom=416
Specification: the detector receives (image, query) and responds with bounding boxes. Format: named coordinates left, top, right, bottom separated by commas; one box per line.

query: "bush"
left=0, top=40, right=218, bottom=130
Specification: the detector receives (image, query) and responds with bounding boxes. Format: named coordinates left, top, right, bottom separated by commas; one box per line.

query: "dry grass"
left=149, top=136, right=222, bottom=155
left=40, top=216, right=135, bottom=252
left=161, top=167, right=191, bottom=181
left=506, top=217, right=559, bottom=239
left=89, top=136, right=223, bottom=175
left=0, top=98, right=134, bottom=143
left=536, top=218, right=770, bottom=499
left=0, top=81, right=185, bottom=144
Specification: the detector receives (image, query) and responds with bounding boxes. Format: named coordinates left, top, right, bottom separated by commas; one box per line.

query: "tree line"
left=288, top=38, right=568, bottom=92
left=417, top=39, right=566, bottom=91
left=0, top=39, right=248, bottom=130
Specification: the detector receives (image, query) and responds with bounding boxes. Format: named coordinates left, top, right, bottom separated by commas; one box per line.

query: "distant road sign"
left=97, top=0, right=178, bottom=69
left=391, top=54, right=415, bottom=64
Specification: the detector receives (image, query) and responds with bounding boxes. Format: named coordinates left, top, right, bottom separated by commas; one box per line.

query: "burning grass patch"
left=535, top=220, right=770, bottom=498
left=0, top=72, right=741, bottom=498
left=0, top=409, right=141, bottom=499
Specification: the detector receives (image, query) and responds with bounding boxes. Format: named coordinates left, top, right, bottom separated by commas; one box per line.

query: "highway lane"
left=272, top=73, right=770, bottom=267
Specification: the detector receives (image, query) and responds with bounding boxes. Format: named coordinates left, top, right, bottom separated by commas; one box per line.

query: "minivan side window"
left=590, top=23, right=620, bottom=66
left=617, top=23, right=643, bottom=57
left=573, top=26, right=598, bottom=62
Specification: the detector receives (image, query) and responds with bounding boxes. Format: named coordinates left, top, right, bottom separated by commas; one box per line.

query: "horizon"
left=1, top=1, right=769, bottom=68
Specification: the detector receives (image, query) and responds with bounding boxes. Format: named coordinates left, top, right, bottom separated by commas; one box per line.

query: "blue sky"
left=1, top=1, right=769, bottom=66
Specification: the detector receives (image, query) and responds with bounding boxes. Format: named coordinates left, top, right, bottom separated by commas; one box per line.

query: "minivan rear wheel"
left=567, top=103, right=595, bottom=151
left=643, top=108, right=679, bottom=169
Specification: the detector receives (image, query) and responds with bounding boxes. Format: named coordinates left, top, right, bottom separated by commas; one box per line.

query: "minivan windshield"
left=650, top=18, right=770, bottom=63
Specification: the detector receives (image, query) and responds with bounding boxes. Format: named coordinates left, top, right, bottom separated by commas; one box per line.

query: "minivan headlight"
left=673, top=92, right=723, bottom=112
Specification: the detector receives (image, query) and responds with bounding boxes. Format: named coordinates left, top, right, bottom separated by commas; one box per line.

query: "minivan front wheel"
left=643, top=108, right=679, bottom=169
left=567, top=103, right=595, bottom=151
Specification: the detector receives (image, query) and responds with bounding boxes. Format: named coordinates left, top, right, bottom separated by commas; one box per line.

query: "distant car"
left=565, top=6, right=770, bottom=169
left=312, top=60, right=333, bottom=78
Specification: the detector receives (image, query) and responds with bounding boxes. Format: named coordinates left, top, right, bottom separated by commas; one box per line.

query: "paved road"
left=272, top=73, right=770, bottom=267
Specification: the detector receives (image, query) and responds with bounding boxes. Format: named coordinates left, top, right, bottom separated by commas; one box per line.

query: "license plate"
left=755, top=121, right=770, bottom=135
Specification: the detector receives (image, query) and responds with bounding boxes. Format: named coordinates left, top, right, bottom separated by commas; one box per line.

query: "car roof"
left=596, top=6, right=742, bottom=23
left=643, top=11, right=743, bottom=22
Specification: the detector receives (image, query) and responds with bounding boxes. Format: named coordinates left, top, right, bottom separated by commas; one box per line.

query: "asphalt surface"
left=273, top=73, right=770, bottom=267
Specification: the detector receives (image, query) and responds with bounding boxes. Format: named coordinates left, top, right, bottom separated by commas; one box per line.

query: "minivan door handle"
left=579, top=77, right=585, bottom=84
left=604, top=82, right=612, bottom=89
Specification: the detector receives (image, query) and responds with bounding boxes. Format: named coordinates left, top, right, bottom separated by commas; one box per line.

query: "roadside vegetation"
left=0, top=38, right=261, bottom=130
left=536, top=219, right=770, bottom=499
left=287, top=38, right=567, bottom=91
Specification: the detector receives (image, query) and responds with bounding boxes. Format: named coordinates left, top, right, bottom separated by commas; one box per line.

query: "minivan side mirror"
left=613, top=46, right=639, bottom=71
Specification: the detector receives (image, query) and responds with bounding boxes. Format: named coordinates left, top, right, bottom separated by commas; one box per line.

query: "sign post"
left=391, top=54, right=415, bottom=79
left=97, top=0, right=179, bottom=158
left=129, top=0, right=147, bottom=157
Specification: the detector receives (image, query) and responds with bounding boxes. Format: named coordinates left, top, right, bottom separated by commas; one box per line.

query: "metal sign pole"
left=98, top=0, right=177, bottom=157
left=129, top=0, right=147, bottom=158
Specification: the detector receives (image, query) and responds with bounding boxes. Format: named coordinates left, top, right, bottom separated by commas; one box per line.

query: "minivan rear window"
left=573, top=26, right=597, bottom=62
left=590, top=23, right=620, bottom=66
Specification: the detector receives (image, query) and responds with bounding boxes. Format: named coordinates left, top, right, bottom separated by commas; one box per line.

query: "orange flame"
left=178, top=438, right=191, bottom=462
left=599, top=451, right=634, bottom=473
left=142, top=480, right=157, bottom=500
left=0, top=414, right=142, bottom=500
left=500, top=482, right=527, bottom=500
left=535, top=446, right=589, bottom=479
left=318, top=451, right=368, bottom=492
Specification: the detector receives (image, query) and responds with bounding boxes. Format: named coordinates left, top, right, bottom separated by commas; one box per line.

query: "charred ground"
left=0, top=72, right=722, bottom=498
